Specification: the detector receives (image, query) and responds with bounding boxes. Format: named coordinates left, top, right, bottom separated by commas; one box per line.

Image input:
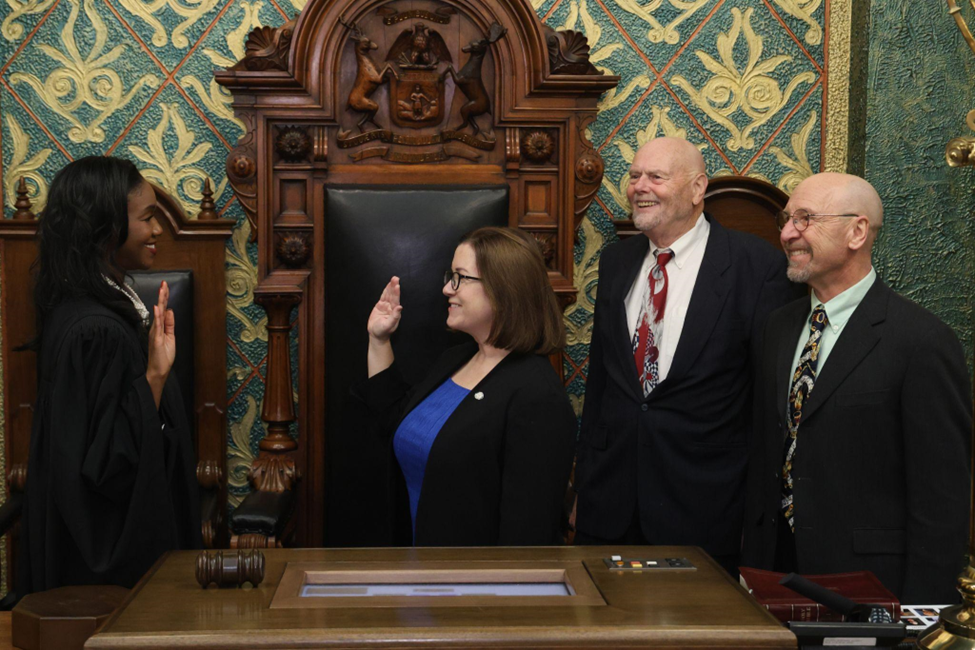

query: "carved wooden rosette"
left=216, top=0, right=617, bottom=546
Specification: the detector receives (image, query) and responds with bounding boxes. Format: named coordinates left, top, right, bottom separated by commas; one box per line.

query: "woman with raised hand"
left=20, top=156, right=201, bottom=595
left=355, top=226, right=576, bottom=546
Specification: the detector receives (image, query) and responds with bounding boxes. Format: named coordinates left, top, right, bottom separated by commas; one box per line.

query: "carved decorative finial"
left=196, top=550, right=265, bottom=588
left=198, top=178, right=218, bottom=220
left=13, top=177, right=35, bottom=220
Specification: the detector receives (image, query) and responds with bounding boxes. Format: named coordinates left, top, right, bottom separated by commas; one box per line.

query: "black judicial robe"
left=20, top=299, right=201, bottom=595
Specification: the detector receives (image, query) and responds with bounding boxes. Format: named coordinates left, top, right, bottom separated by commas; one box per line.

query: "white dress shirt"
left=624, top=214, right=710, bottom=385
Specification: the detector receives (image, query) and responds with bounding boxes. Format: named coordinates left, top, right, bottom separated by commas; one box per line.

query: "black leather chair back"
left=324, top=185, right=508, bottom=546
left=128, top=270, right=195, bottom=435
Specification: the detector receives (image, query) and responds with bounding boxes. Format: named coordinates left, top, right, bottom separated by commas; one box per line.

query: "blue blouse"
left=392, top=379, right=470, bottom=539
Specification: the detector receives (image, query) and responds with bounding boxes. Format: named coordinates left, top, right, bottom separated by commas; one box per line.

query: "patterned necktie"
left=781, top=305, right=829, bottom=533
left=632, top=249, right=674, bottom=397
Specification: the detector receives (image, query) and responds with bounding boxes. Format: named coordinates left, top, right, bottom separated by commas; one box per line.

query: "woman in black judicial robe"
left=19, top=157, right=201, bottom=595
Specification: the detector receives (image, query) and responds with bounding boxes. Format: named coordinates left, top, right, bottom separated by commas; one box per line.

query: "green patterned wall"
left=1, top=0, right=833, bottom=507
left=866, top=1, right=975, bottom=362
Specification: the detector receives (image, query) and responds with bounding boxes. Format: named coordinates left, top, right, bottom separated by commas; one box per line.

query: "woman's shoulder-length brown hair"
left=459, top=227, right=565, bottom=355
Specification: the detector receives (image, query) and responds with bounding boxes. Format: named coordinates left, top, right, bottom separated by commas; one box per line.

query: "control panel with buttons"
left=602, top=556, right=696, bottom=571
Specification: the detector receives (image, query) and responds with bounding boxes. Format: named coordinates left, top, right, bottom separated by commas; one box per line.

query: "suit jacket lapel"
left=659, top=215, right=731, bottom=390
left=776, top=300, right=811, bottom=428
left=799, top=279, right=888, bottom=423
left=606, top=235, right=650, bottom=402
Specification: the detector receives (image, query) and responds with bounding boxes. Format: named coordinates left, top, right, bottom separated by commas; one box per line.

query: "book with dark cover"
left=738, top=567, right=901, bottom=623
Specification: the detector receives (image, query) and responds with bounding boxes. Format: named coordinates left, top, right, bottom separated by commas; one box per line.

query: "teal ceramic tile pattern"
left=6, top=0, right=967, bottom=506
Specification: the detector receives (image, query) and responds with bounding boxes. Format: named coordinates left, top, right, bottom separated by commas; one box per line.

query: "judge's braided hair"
left=25, top=156, right=145, bottom=349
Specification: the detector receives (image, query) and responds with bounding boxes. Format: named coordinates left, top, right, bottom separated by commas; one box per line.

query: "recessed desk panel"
left=86, top=546, right=796, bottom=649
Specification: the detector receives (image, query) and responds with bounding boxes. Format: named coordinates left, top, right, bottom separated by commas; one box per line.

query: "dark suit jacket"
left=353, top=342, right=576, bottom=546
left=575, top=214, right=799, bottom=557
left=741, top=278, right=971, bottom=604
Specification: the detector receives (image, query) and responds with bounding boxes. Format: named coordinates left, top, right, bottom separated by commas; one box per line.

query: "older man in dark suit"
left=741, top=172, right=970, bottom=604
left=573, top=137, right=798, bottom=574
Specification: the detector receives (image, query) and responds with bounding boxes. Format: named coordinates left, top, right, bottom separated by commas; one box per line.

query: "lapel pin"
left=474, top=391, right=484, bottom=400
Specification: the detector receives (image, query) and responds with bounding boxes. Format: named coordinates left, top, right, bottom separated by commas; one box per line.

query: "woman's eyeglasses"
left=444, top=270, right=481, bottom=290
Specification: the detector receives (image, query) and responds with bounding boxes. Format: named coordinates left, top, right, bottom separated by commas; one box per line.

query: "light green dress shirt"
left=786, top=268, right=877, bottom=407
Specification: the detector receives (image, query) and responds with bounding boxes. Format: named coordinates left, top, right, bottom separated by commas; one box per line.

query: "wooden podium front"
left=86, top=547, right=796, bottom=649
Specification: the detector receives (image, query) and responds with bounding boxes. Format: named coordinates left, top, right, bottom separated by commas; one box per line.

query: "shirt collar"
left=104, top=274, right=151, bottom=327
left=810, top=267, right=877, bottom=334
left=648, top=213, right=709, bottom=270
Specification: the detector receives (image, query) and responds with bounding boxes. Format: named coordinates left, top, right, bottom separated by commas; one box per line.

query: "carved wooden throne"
left=216, top=0, right=618, bottom=547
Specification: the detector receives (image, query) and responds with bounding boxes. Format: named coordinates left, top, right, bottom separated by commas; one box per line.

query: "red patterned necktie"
left=632, top=249, right=673, bottom=397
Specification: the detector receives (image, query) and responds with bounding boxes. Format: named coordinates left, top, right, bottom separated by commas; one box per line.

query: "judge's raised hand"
left=367, top=276, right=403, bottom=342
left=146, top=280, right=175, bottom=408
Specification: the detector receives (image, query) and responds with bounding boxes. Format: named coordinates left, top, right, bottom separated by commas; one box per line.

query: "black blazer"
left=353, top=342, right=576, bottom=546
left=575, top=215, right=799, bottom=557
left=742, top=278, right=971, bottom=604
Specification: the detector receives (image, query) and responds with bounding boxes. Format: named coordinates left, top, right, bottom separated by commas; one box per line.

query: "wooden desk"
left=87, top=546, right=796, bottom=649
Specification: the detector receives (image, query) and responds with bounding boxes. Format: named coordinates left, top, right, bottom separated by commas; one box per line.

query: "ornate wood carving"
left=545, top=27, right=600, bottom=75
left=275, top=232, right=311, bottom=268
left=197, top=178, right=218, bottom=220
left=521, top=130, right=555, bottom=163
left=201, top=508, right=224, bottom=549
left=249, top=454, right=300, bottom=492
left=226, top=110, right=258, bottom=242
left=233, top=21, right=296, bottom=72
left=196, top=550, right=265, bottom=588
left=446, top=24, right=506, bottom=136
left=254, top=292, right=301, bottom=452
left=6, top=464, right=27, bottom=493
left=196, top=459, right=224, bottom=490
left=231, top=533, right=277, bottom=549
left=573, top=115, right=604, bottom=231
left=13, top=178, right=35, bottom=220
left=275, top=126, right=311, bottom=163
left=342, top=19, right=395, bottom=133
left=215, top=0, right=619, bottom=547
left=312, top=126, right=327, bottom=163
left=532, top=232, right=557, bottom=270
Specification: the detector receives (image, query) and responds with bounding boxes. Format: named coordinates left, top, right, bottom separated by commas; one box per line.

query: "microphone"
left=779, top=573, right=894, bottom=623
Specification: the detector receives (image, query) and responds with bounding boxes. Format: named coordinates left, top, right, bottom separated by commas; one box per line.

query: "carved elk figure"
left=341, top=19, right=395, bottom=132
left=445, top=23, right=506, bottom=136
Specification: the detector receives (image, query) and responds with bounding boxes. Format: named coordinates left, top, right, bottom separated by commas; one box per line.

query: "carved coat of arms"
left=338, top=6, right=506, bottom=162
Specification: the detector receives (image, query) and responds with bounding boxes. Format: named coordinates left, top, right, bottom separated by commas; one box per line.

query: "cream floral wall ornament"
left=9, top=0, right=159, bottom=144
left=768, top=110, right=816, bottom=193
left=128, top=103, right=228, bottom=218
left=227, top=395, right=260, bottom=508
left=226, top=219, right=268, bottom=344
left=116, top=0, right=220, bottom=48
left=601, top=106, right=705, bottom=212
left=611, top=0, right=710, bottom=45
left=2, top=0, right=56, bottom=42
left=772, top=0, right=822, bottom=46
left=671, top=7, right=815, bottom=152
left=564, top=215, right=604, bottom=349
left=2, top=114, right=52, bottom=213
left=180, top=1, right=262, bottom=136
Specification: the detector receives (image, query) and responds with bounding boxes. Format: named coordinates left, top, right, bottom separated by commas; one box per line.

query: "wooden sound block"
left=11, top=586, right=128, bottom=650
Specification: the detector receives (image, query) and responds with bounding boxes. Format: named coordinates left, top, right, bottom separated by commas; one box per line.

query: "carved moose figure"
left=445, top=23, right=506, bottom=137
left=342, top=19, right=395, bottom=132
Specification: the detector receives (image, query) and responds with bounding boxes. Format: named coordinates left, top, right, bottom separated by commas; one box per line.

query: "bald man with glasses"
left=741, top=172, right=971, bottom=604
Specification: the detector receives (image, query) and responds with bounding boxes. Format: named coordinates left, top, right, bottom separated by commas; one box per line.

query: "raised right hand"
left=146, top=281, right=175, bottom=408
left=367, top=276, right=403, bottom=342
